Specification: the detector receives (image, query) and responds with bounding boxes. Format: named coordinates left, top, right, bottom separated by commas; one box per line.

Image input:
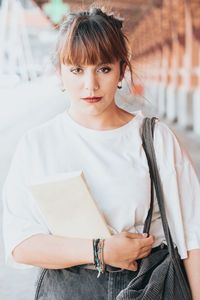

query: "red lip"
left=81, top=97, right=102, bottom=103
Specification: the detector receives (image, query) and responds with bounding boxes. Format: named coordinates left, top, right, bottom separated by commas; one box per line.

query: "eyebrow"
left=74, top=62, right=112, bottom=68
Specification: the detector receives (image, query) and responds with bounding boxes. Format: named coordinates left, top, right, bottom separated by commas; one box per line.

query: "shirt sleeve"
left=2, top=135, right=50, bottom=269
left=154, top=121, right=200, bottom=259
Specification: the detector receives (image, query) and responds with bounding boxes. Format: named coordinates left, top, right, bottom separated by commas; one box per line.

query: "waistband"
left=78, top=242, right=167, bottom=273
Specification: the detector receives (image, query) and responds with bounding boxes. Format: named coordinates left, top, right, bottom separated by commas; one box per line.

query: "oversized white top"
left=2, top=110, right=200, bottom=269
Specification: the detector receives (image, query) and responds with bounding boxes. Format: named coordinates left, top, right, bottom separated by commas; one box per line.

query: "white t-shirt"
left=2, top=110, right=200, bottom=269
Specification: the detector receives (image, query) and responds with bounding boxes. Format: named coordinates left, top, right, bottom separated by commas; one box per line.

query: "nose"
left=84, top=71, right=99, bottom=92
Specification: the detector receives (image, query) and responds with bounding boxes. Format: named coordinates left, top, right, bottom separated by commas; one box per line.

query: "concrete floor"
left=0, top=81, right=199, bottom=300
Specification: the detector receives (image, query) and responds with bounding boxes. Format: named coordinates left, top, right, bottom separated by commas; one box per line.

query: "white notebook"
left=28, top=171, right=112, bottom=239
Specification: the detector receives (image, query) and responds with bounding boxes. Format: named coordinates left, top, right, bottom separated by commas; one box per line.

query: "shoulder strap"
left=142, top=117, right=156, bottom=235
left=142, top=117, right=192, bottom=300
left=142, top=117, right=175, bottom=256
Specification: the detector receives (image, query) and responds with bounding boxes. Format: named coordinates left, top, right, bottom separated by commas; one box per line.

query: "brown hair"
left=52, top=7, right=133, bottom=84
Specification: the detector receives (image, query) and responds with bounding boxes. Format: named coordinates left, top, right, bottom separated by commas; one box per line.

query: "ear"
left=119, top=61, right=127, bottom=81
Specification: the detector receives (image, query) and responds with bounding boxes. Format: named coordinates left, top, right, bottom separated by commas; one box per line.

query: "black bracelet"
left=92, top=239, right=96, bottom=266
left=93, top=238, right=105, bottom=278
left=93, top=239, right=100, bottom=267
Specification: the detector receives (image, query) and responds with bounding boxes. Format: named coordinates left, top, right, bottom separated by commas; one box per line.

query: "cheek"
left=64, top=76, right=80, bottom=92
left=101, top=72, right=117, bottom=82
left=102, top=75, right=118, bottom=93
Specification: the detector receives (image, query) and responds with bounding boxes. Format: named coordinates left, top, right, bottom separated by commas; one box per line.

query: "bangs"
left=60, top=17, right=122, bottom=66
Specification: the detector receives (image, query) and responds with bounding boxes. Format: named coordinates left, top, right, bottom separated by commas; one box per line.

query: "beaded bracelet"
left=93, top=239, right=99, bottom=267
left=97, top=239, right=105, bottom=275
left=92, top=238, right=105, bottom=278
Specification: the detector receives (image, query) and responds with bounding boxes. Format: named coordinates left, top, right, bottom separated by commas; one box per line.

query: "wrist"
left=103, top=238, right=111, bottom=265
left=78, top=239, right=94, bottom=265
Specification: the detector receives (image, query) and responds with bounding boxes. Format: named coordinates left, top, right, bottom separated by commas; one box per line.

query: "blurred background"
left=0, top=0, right=200, bottom=299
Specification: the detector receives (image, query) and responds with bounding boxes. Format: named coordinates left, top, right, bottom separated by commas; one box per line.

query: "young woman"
left=2, top=6, right=200, bottom=300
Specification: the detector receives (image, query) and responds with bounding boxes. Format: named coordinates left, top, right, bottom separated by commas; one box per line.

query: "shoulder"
left=152, top=118, right=192, bottom=171
left=26, top=111, right=65, bottom=140
left=12, top=112, right=66, bottom=164
left=19, top=111, right=65, bottom=147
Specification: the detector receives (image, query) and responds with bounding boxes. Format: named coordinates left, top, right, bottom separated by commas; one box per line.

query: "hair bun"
left=89, top=7, right=123, bottom=29
left=89, top=7, right=104, bottom=16
left=108, top=13, right=124, bottom=29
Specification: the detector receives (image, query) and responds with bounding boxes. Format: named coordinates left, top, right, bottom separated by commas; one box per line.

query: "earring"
left=117, top=81, right=122, bottom=89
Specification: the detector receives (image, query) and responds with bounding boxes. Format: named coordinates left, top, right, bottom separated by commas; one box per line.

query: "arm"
left=12, top=232, right=154, bottom=270
left=183, top=249, right=200, bottom=300
left=13, top=234, right=94, bottom=269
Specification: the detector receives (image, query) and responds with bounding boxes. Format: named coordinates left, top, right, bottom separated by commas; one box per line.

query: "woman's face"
left=60, top=60, right=124, bottom=117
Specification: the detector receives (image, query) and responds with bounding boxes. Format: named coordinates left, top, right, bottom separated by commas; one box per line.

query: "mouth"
left=81, top=97, right=103, bottom=103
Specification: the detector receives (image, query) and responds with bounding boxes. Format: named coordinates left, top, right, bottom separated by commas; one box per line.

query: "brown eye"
left=98, top=67, right=111, bottom=73
left=71, top=67, right=83, bottom=74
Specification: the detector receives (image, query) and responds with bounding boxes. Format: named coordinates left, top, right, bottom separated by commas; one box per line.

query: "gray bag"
left=116, top=117, right=192, bottom=300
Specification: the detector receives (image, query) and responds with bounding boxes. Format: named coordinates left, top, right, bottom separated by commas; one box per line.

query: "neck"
left=68, top=102, right=133, bottom=130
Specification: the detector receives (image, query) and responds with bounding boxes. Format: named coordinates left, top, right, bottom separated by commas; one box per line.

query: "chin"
left=81, top=106, right=107, bottom=116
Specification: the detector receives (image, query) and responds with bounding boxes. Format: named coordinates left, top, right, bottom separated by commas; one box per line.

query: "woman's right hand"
left=103, top=231, right=155, bottom=271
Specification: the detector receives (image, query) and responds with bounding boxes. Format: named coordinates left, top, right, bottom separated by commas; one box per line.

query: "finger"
left=128, top=260, right=138, bottom=271
left=140, top=238, right=155, bottom=248
left=137, top=246, right=152, bottom=257
left=132, top=261, right=138, bottom=271
left=139, top=235, right=155, bottom=246
left=137, top=248, right=152, bottom=259
left=124, top=232, right=147, bottom=239
left=140, top=244, right=153, bottom=252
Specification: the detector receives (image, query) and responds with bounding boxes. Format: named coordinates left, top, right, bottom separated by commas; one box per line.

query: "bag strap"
left=142, top=117, right=176, bottom=256
left=142, top=117, right=192, bottom=299
left=142, top=117, right=156, bottom=235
